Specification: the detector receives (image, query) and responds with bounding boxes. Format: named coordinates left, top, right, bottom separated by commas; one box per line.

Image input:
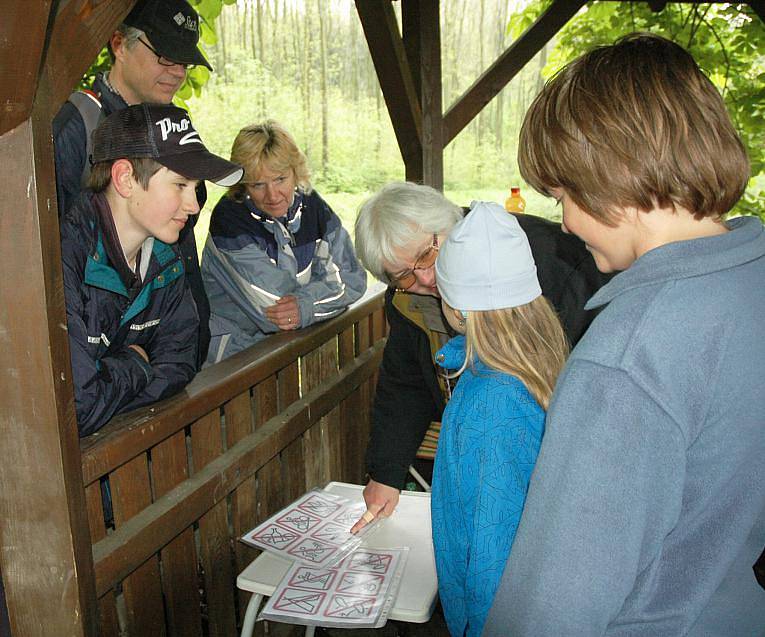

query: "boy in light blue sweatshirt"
left=484, top=33, right=765, bottom=636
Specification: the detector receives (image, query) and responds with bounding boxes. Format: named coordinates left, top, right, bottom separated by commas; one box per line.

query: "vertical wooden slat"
left=225, top=391, right=258, bottom=626
left=192, top=411, right=237, bottom=637
left=152, top=431, right=202, bottom=637
left=111, top=455, right=167, bottom=636
left=371, top=306, right=383, bottom=342
left=85, top=483, right=120, bottom=636
left=325, top=404, right=344, bottom=483
left=280, top=360, right=305, bottom=499
left=338, top=325, right=355, bottom=369
left=302, top=348, right=326, bottom=490
left=253, top=375, right=282, bottom=637
left=282, top=437, right=306, bottom=504
left=225, top=392, right=253, bottom=445
left=357, top=316, right=371, bottom=353
left=278, top=360, right=300, bottom=408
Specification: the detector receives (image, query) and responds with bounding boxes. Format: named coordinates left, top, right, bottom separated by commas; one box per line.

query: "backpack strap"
left=67, top=89, right=104, bottom=187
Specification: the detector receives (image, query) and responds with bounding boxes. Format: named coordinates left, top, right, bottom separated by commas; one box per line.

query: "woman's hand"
left=265, top=295, right=300, bottom=330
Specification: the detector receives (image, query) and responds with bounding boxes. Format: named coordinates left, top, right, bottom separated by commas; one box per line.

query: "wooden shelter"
left=0, top=1, right=762, bottom=635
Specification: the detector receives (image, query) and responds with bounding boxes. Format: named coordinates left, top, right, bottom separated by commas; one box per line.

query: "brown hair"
left=88, top=158, right=164, bottom=193
left=227, top=120, right=311, bottom=202
left=519, top=32, right=749, bottom=225
left=461, top=296, right=569, bottom=410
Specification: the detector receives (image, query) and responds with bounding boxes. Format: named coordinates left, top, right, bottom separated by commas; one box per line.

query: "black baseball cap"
left=124, top=0, right=213, bottom=70
left=92, top=104, right=243, bottom=187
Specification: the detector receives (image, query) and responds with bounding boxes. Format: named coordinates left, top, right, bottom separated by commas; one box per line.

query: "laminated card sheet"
left=240, top=489, right=375, bottom=567
left=258, top=548, right=408, bottom=629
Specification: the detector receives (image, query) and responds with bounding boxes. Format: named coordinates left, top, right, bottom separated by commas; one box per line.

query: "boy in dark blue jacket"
left=61, top=103, right=242, bottom=435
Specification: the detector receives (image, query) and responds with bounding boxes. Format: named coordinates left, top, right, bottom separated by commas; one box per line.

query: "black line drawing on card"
left=288, top=567, right=337, bottom=591
left=347, top=551, right=392, bottom=574
left=310, top=523, right=351, bottom=545
left=324, top=594, right=375, bottom=619
left=298, top=494, right=342, bottom=518
left=337, top=572, right=384, bottom=596
left=252, top=524, right=299, bottom=549
left=277, top=508, right=323, bottom=533
left=288, top=538, right=338, bottom=564
left=272, top=589, right=325, bottom=615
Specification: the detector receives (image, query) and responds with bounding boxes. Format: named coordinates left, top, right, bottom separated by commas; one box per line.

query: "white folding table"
left=237, top=481, right=437, bottom=637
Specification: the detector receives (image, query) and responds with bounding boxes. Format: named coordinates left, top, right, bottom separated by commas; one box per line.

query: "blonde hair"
left=457, top=296, right=569, bottom=410
left=227, top=120, right=311, bottom=201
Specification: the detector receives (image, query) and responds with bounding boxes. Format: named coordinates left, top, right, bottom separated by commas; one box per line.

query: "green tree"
left=508, top=2, right=765, bottom=218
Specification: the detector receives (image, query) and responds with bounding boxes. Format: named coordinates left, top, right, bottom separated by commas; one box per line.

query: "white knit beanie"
left=435, top=201, right=541, bottom=311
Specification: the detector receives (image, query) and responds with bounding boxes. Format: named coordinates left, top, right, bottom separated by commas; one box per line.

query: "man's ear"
left=111, top=160, right=136, bottom=199
left=110, top=31, right=127, bottom=62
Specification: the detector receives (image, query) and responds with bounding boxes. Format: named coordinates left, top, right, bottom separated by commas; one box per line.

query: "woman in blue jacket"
left=430, top=202, right=569, bottom=636
left=201, top=120, right=366, bottom=364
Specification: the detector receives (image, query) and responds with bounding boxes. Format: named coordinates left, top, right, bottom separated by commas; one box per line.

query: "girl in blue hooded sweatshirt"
left=430, top=201, right=569, bottom=636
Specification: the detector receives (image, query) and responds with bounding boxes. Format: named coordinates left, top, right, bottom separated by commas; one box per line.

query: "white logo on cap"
left=184, top=16, right=197, bottom=31
left=173, top=12, right=185, bottom=25
left=179, top=131, right=202, bottom=145
left=155, top=117, right=194, bottom=141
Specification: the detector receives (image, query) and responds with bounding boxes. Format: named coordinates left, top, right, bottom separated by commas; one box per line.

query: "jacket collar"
left=586, top=216, right=765, bottom=310
left=244, top=190, right=305, bottom=235
left=93, top=73, right=128, bottom=116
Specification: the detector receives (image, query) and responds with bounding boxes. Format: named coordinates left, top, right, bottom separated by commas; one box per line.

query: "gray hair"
left=117, top=24, right=144, bottom=47
left=108, top=24, right=144, bottom=61
left=354, top=182, right=463, bottom=283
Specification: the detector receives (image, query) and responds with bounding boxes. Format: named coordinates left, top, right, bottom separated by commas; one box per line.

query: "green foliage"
left=512, top=2, right=765, bottom=219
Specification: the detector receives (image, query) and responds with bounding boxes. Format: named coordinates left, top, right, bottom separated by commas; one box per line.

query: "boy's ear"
left=111, top=160, right=136, bottom=199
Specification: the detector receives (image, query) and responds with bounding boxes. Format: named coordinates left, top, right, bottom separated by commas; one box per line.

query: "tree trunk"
left=219, top=8, right=229, bottom=84
left=317, top=0, right=329, bottom=173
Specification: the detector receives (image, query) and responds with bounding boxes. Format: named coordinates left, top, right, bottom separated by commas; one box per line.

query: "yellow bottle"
left=505, top=187, right=526, bottom=213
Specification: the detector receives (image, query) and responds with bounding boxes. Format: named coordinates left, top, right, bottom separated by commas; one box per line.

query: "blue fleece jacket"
left=484, top=216, right=765, bottom=636
left=432, top=335, right=544, bottom=637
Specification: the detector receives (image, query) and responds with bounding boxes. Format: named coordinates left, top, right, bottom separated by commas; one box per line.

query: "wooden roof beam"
left=0, top=2, right=53, bottom=135
left=443, top=0, right=586, bottom=146
left=355, top=0, right=423, bottom=169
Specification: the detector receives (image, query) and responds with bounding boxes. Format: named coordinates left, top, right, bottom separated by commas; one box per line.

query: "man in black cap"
left=60, top=103, right=242, bottom=436
left=53, top=0, right=214, bottom=367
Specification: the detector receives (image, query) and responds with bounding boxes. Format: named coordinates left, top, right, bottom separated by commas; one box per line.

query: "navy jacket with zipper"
left=53, top=73, right=211, bottom=367
left=61, top=192, right=199, bottom=436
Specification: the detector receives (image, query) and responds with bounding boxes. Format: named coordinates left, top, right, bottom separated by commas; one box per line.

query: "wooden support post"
left=418, top=0, right=444, bottom=191
left=357, top=0, right=444, bottom=189
left=0, top=113, right=96, bottom=635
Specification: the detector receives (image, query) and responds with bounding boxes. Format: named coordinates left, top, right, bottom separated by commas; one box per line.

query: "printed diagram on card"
left=259, top=547, right=408, bottom=629
left=240, top=490, right=371, bottom=567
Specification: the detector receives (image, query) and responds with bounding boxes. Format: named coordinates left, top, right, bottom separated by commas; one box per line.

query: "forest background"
left=85, top=0, right=765, bottom=256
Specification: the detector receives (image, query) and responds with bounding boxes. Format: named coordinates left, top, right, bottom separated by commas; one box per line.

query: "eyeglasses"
left=137, top=38, right=192, bottom=69
left=390, top=234, right=439, bottom=291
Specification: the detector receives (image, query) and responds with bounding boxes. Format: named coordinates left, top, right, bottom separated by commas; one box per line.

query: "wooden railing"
left=78, top=286, right=387, bottom=636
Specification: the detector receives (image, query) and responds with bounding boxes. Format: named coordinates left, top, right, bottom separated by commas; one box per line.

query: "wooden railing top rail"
left=80, top=285, right=387, bottom=487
